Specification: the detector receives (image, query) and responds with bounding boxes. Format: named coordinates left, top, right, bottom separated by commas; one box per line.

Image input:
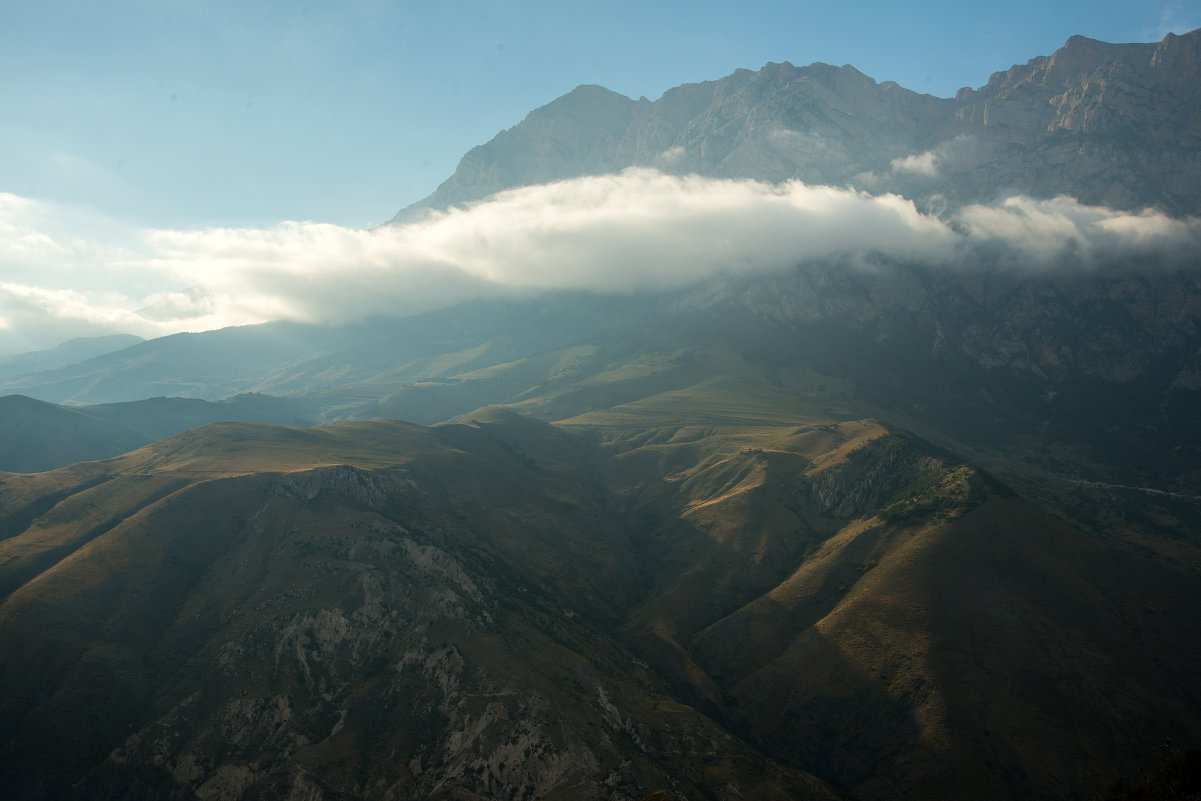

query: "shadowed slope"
left=0, top=395, right=148, bottom=473
left=0, top=416, right=835, bottom=801
left=0, top=382, right=1198, bottom=801
left=577, top=420, right=1201, bottom=800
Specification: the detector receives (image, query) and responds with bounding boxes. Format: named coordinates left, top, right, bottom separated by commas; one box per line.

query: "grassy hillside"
left=1, top=403, right=1197, bottom=800
left=0, top=395, right=148, bottom=473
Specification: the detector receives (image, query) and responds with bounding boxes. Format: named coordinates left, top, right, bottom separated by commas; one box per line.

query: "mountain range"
left=2, top=29, right=1200, bottom=801
left=393, top=28, right=1201, bottom=221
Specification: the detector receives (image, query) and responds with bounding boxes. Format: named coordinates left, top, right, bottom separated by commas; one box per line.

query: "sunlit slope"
left=575, top=419, right=1201, bottom=800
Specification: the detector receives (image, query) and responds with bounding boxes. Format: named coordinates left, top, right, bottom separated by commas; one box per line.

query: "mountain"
left=0, top=334, right=143, bottom=382
left=392, top=29, right=1201, bottom=222
left=0, top=395, right=149, bottom=473
left=2, top=410, right=1197, bottom=800
left=1, top=29, right=1200, bottom=801
left=0, top=394, right=315, bottom=473
left=0, top=323, right=343, bottom=405
left=0, top=296, right=656, bottom=407
left=5, top=262, right=1198, bottom=495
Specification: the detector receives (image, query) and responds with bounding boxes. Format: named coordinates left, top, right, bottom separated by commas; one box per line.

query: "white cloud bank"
left=958, top=195, right=1201, bottom=263
left=1, top=172, right=1198, bottom=354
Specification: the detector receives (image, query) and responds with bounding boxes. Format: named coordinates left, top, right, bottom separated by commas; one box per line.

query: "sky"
left=0, top=0, right=1198, bottom=355
left=2, top=0, right=1196, bottom=229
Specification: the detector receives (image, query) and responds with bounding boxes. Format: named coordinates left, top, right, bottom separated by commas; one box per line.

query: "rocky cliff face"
left=392, top=28, right=1201, bottom=222
left=945, top=31, right=1201, bottom=212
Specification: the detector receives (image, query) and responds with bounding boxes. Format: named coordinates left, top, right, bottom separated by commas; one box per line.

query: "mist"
left=1, top=171, right=1197, bottom=355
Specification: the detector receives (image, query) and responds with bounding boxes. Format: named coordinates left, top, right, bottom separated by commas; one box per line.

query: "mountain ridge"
left=0, top=334, right=143, bottom=381
left=392, top=28, right=1201, bottom=223
left=2, top=413, right=1197, bottom=799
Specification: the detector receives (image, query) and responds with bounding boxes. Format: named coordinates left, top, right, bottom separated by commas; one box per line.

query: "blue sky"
left=2, top=0, right=1197, bottom=230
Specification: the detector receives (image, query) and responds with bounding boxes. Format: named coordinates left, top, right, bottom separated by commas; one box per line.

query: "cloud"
left=0, top=172, right=1198, bottom=355
left=889, top=137, right=980, bottom=180
left=1145, top=3, right=1201, bottom=38
left=654, top=146, right=686, bottom=168
left=0, top=282, right=161, bottom=355
left=767, top=129, right=844, bottom=162
left=132, top=169, right=957, bottom=327
left=0, top=194, right=66, bottom=262
left=956, top=195, right=1201, bottom=267
left=890, top=150, right=939, bottom=177
left=0, top=195, right=218, bottom=353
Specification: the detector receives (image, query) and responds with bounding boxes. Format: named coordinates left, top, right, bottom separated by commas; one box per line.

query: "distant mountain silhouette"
left=0, top=393, right=314, bottom=472
left=0, top=334, right=142, bottom=382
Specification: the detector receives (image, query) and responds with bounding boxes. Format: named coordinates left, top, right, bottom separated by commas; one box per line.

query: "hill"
left=0, top=335, right=143, bottom=382
left=0, top=416, right=836, bottom=800
left=0, top=395, right=148, bottom=473
left=1, top=410, right=1198, bottom=799
left=0, top=393, right=315, bottom=473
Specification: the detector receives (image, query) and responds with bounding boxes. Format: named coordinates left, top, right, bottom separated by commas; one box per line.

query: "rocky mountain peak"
left=390, top=29, right=1201, bottom=223
left=1047, top=33, right=1150, bottom=80
left=1151, top=27, right=1201, bottom=72
left=531, top=82, right=640, bottom=122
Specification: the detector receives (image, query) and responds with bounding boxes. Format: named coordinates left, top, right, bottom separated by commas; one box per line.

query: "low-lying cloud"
left=957, top=194, right=1201, bottom=263
left=0, top=171, right=1198, bottom=355
left=890, top=150, right=940, bottom=177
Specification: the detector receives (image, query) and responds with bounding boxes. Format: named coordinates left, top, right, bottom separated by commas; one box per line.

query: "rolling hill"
left=0, top=393, right=315, bottom=473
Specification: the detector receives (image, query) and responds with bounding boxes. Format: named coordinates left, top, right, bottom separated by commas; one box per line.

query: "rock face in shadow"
left=392, top=29, right=1201, bottom=222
